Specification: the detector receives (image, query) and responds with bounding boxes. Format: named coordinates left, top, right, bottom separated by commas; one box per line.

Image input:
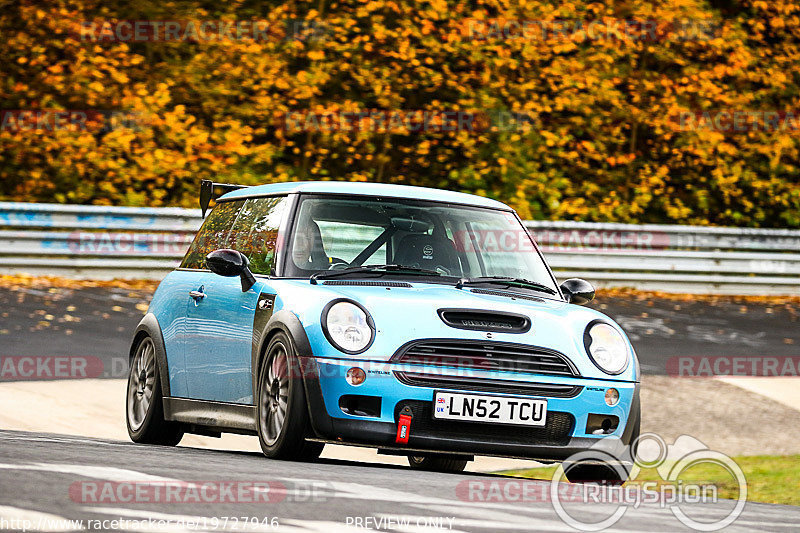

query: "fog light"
left=605, top=388, right=619, bottom=406
left=346, top=367, right=366, bottom=386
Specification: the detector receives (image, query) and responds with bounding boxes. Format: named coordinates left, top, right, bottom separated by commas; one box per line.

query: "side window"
left=180, top=200, right=243, bottom=269
left=228, top=197, right=288, bottom=275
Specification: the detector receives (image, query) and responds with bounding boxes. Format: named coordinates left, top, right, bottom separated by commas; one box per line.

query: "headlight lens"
left=324, top=301, right=374, bottom=354
left=585, top=322, right=629, bottom=374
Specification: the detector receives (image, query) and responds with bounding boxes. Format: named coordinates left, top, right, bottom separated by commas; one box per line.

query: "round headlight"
left=585, top=322, right=629, bottom=375
left=323, top=300, right=374, bottom=354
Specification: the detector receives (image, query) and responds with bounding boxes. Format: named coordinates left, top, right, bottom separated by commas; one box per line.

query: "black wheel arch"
left=253, top=309, right=334, bottom=437
left=131, top=313, right=171, bottom=398
left=620, top=385, right=641, bottom=446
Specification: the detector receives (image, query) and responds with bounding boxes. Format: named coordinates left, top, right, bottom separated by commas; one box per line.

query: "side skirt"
left=163, top=397, right=258, bottom=436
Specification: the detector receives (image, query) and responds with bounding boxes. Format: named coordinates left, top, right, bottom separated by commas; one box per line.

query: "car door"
left=166, top=200, right=243, bottom=398
left=184, top=196, right=289, bottom=404
left=184, top=274, right=262, bottom=403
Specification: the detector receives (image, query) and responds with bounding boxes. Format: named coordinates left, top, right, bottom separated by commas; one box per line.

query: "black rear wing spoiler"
left=200, top=180, right=249, bottom=217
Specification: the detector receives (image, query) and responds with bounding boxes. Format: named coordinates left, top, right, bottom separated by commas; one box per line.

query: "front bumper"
left=300, top=356, right=640, bottom=462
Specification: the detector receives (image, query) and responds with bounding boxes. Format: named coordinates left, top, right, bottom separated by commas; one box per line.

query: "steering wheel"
left=328, top=258, right=350, bottom=270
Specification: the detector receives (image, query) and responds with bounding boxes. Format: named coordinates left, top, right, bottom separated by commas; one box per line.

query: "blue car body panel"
left=262, top=280, right=637, bottom=382
left=151, top=270, right=267, bottom=403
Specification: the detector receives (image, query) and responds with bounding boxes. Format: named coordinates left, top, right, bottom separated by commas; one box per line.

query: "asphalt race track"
left=1, top=285, right=798, bottom=378
left=0, top=429, right=797, bottom=532
left=1, top=285, right=799, bottom=531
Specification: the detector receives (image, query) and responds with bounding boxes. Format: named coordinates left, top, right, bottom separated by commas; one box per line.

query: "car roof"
left=218, top=181, right=512, bottom=210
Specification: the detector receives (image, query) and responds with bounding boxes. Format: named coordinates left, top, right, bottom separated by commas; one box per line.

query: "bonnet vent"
left=437, top=309, right=531, bottom=333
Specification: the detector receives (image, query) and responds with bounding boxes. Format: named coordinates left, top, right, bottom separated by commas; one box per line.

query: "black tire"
left=126, top=335, right=183, bottom=445
left=256, top=332, right=324, bottom=460
left=627, top=410, right=642, bottom=458
left=408, top=455, right=468, bottom=473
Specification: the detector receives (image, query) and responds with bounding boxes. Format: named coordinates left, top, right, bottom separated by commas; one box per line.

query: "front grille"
left=394, top=371, right=582, bottom=398
left=391, top=339, right=579, bottom=377
left=395, top=400, right=574, bottom=446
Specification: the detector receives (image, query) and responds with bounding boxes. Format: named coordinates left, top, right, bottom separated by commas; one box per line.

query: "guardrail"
left=1, top=201, right=798, bottom=294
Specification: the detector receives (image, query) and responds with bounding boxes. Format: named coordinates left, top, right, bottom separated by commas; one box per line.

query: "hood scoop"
left=438, top=309, right=531, bottom=333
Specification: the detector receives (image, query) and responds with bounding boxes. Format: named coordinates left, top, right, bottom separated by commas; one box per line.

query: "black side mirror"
left=560, top=278, right=595, bottom=306
left=206, top=249, right=257, bottom=292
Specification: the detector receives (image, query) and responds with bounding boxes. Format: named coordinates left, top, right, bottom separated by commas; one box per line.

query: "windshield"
left=284, top=194, right=558, bottom=294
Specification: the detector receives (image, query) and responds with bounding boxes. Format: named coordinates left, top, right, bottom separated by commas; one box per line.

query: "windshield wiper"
left=310, top=264, right=444, bottom=284
left=456, top=276, right=557, bottom=295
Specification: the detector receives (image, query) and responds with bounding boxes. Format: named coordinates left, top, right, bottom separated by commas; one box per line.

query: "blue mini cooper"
left=127, top=180, right=640, bottom=478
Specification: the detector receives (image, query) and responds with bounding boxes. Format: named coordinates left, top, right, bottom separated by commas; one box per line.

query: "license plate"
left=433, top=391, right=547, bottom=426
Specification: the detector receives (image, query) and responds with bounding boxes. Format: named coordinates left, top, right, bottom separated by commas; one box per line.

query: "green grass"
left=497, top=455, right=800, bottom=506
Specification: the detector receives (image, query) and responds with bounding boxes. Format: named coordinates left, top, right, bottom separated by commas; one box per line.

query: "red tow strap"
left=396, top=406, right=413, bottom=444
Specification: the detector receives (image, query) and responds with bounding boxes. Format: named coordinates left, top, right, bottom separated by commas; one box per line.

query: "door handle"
left=189, top=288, right=206, bottom=300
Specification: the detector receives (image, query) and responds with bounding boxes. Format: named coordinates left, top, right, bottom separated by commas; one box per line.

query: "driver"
left=291, top=219, right=330, bottom=270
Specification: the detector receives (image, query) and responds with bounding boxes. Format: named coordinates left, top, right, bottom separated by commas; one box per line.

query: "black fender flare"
left=620, top=385, right=641, bottom=446
left=130, top=313, right=171, bottom=398
left=253, top=309, right=334, bottom=437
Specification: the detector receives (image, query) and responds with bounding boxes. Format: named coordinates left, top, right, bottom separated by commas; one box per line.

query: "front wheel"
left=408, top=455, right=468, bottom=473
left=126, top=335, right=183, bottom=445
left=256, top=332, right=323, bottom=460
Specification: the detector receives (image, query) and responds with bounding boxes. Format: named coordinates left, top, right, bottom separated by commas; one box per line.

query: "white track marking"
left=276, top=478, right=456, bottom=506
left=0, top=505, right=83, bottom=532
left=0, top=462, right=180, bottom=483
left=0, top=434, right=132, bottom=447
left=282, top=519, right=393, bottom=533
left=408, top=506, right=565, bottom=529
left=277, top=477, right=568, bottom=514
left=409, top=506, right=668, bottom=533
left=727, top=520, right=798, bottom=529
